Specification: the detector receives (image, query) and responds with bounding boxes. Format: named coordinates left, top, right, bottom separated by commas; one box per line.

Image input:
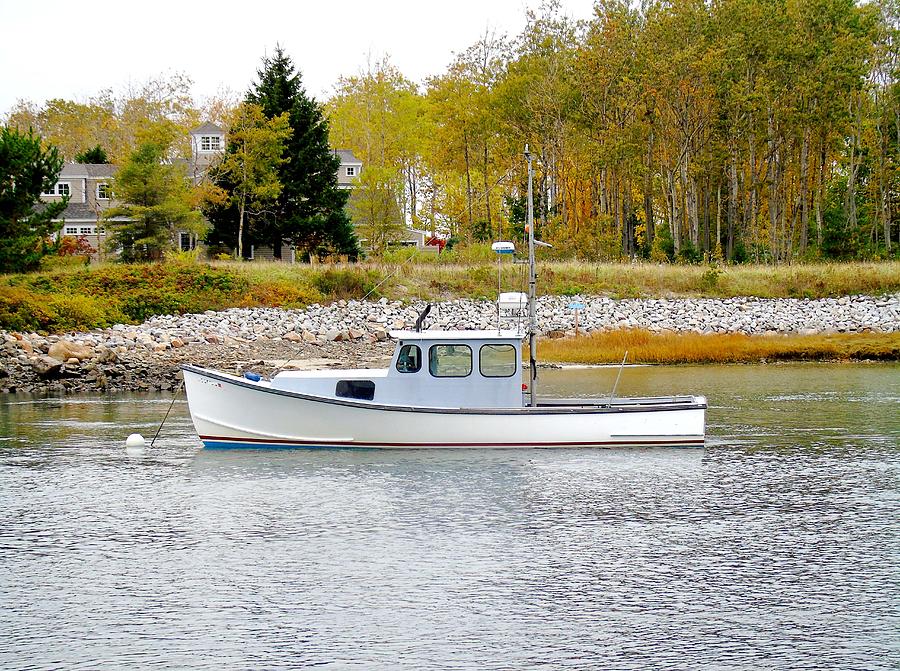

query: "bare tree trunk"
left=716, top=181, right=722, bottom=257
left=462, top=128, right=473, bottom=242
left=482, top=143, right=491, bottom=235
left=845, top=95, right=861, bottom=233
left=643, top=130, right=655, bottom=245
left=623, top=177, right=634, bottom=257
left=749, top=137, right=758, bottom=262
left=667, top=168, right=681, bottom=255
left=816, top=133, right=826, bottom=249
left=798, top=127, right=810, bottom=255
left=766, top=108, right=779, bottom=262
left=238, top=200, right=245, bottom=260
left=728, top=149, right=738, bottom=260
left=406, top=163, right=418, bottom=227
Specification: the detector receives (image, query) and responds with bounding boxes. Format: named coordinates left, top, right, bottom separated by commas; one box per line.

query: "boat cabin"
left=270, top=330, right=526, bottom=408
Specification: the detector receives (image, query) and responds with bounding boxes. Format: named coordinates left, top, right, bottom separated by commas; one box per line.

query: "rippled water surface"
left=1, top=363, right=898, bottom=670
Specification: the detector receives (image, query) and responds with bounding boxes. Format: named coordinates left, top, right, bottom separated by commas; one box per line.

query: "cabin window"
left=429, top=344, right=472, bottom=378
left=395, top=344, right=421, bottom=373
left=335, top=380, right=375, bottom=401
left=480, top=344, right=517, bottom=377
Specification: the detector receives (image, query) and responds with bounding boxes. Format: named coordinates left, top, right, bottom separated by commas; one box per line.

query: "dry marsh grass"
left=538, top=329, right=900, bottom=365
left=206, top=259, right=900, bottom=300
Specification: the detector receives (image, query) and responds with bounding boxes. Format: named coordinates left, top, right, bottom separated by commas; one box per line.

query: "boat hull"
left=182, top=365, right=706, bottom=449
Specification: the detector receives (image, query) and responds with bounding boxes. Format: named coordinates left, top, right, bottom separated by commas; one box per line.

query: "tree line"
left=5, top=0, right=900, bottom=265
left=327, top=0, right=900, bottom=263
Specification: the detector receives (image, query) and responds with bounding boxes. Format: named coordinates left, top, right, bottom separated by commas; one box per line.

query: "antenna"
left=415, top=304, right=431, bottom=332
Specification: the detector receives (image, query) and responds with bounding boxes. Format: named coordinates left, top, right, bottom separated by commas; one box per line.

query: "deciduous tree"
left=103, top=142, right=205, bottom=261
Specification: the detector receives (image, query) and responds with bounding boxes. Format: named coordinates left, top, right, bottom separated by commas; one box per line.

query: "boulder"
left=48, top=340, right=94, bottom=362
left=284, top=331, right=302, bottom=343
left=31, top=355, right=63, bottom=379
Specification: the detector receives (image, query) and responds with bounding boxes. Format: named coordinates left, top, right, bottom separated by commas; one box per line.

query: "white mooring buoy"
left=125, top=433, right=146, bottom=454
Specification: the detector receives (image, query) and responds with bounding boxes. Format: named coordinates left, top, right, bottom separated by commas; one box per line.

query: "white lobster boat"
left=182, top=148, right=706, bottom=449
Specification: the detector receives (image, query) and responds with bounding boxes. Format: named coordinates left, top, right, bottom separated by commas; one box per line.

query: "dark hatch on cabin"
left=335, top=380, right=376, bottom=401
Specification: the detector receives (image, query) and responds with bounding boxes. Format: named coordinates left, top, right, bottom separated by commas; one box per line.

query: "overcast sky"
left=1, top=0, right=596, bottom=116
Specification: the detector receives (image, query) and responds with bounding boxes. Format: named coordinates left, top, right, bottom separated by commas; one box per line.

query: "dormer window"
left=97, top=183, right=110, bottom=200
left=45, top=182, right=70, bottom=196
left=346, top=166, right=356, bottom=177
left=200, top=135, right=222, bottom=151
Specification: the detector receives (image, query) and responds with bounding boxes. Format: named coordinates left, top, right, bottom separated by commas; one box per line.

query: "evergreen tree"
left=247, top=46, right=359, bottom=258
left=74, top=145, right=109, bottom=164
left=0, top=126, right=67, bottom=272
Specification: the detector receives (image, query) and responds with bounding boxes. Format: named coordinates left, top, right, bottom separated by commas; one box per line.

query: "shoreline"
left=1, top=294, right=897, bottom=394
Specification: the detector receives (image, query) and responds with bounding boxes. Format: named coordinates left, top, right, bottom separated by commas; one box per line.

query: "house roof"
left=49, top=202, right=104, bottom=221
left=333, top=149, right=362, bottom=165
left=191, top=121, right=225, bottom=135
left=60, top=163, right=117, bottom=178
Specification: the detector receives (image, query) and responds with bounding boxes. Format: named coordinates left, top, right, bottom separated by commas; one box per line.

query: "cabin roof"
left=391, top=329, right=524, bottom=341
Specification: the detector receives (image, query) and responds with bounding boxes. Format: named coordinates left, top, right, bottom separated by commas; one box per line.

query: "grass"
left=538, top=329, right=900, bottom=365
left=0, top=257, right=897, bottom=334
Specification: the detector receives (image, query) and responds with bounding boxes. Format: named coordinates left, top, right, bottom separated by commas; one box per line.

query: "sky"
left=1, top=0, right=596, bottom=116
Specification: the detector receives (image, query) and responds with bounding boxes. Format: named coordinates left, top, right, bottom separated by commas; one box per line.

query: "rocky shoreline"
left=2, top=294, right=898, bottom=394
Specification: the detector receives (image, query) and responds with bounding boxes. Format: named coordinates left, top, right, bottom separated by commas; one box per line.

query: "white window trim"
left=199, top=135, right=223, bottom=152
left=47, top=182, right=71, bottom=196
left=96, top=183, right=110, bottom=200
left=346, top=166, right=356, bottom=176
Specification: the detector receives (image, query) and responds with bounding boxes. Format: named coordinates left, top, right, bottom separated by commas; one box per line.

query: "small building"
left=188, top=121, right=226, bottom=182
left=333, top=149, right=362, bottom=189
left=43, top=163, right=117, bottom=260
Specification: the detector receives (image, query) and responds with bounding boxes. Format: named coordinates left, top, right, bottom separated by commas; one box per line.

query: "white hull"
left=182, top=365, right=706, bottom=449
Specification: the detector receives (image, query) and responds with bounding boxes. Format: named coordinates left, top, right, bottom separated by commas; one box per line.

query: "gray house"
left=42, top=122, right=366, bottom=261
left=43, top=163, right=118, bottom=259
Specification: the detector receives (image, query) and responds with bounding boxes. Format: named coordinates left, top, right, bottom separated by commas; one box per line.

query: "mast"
left=525, top=145, right=537, bottom=406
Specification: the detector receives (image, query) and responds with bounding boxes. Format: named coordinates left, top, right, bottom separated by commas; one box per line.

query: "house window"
left=200, top=135, right=222, bottom=151
left=429, top=344, right=472, bottom=378
left=64, top=226, right=78, bottom=235
left=346, top=166, right=356, bottom=177
left=48, top=182, right=70, bottom=196
left=97, top=183, right=110, bottom=200
left=180, top=232, right=194, bottom=252
left=480, top=344, right=517, bottom=377
left=79, top=227, right=93, bottom=235
left=98, top=227, right=105, bottom=235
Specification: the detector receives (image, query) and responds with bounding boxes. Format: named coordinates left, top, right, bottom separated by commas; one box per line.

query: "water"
left=1, top=363, right=898, bottom=670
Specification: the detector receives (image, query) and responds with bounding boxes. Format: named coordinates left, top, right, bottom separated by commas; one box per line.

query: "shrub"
left=313, top=269, right=378, bottom=299
left=47, top=294, right=114, bottom=331
left=700, top=264, right=723, bottom=293
left=119, top=288, right=189, bottom=322
left=0, top=286, right=56, bottom=331
left=677, top=240, right=703, bottom=264
left=244, top=280, right=323, bottom=308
